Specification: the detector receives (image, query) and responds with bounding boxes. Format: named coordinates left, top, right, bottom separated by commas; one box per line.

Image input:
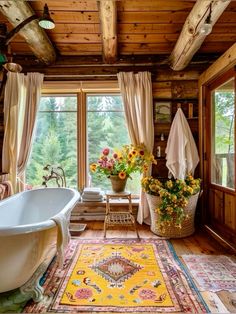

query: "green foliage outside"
left=26, top=96, right=77, bottom=189
left=26, top=95, right=140, bottom=193
left=214, top=91, right=234, bottom=154
left=87, top=95, right=140, bottom=194
left=213, top=88, right=235, bottom=188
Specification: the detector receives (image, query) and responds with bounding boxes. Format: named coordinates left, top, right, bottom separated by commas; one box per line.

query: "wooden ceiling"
left=0, top=0, right=236, bottom=73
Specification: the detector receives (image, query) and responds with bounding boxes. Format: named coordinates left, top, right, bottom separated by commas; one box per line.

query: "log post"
left=98, top=0, right=117, bottom=64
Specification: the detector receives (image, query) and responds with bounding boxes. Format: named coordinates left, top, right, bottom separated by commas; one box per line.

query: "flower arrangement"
left=90, top=143, right=156, bottom=180
left=141, top=175, right=201, bottom=229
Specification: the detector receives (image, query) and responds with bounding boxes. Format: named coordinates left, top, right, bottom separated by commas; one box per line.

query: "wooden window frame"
left=41, top=81, right=121, bottom=190
left=205, top=68, right=236, bottom=194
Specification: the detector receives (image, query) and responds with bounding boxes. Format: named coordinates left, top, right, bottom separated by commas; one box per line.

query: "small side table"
left=104, top=191, right=139, bottom=239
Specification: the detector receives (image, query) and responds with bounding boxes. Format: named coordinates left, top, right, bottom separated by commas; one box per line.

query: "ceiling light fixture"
left=38, top=4, right=55, bottom=30
left=0, top=3, right=55, bottom=65
left=200, top=3, right=212, bottom=35
left=1, top=3, right=55, bottom=47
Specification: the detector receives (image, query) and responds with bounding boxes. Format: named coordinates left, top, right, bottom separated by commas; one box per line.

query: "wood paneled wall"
left=152, top=78, right=199, bottom=179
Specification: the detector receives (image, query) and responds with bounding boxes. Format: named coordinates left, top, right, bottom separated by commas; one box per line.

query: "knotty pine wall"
left=152, top=78, right=199, bottom=179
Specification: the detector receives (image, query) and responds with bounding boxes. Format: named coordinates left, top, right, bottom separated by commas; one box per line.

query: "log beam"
left=98, top=0, right=117, bottom=63
left=199, top=43, right=236, bottom=85
left=12, top=53, right=217, bottom=81
left=169, top=0, right=231, bottom=71
left=0, top=1, right=56, bottom=64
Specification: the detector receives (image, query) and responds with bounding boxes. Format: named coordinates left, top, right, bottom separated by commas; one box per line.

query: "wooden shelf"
left=152, top=96, right=199, bottom=180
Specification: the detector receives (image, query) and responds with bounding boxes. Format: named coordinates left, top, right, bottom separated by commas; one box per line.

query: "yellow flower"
left=166, top=180, right=173, bottom=188
left=150, top=184, right=157, bottom=192
left=139, top=149, right=145, bottom=157
left=172, top=195, right=177, bottom=202
left=143, top=164, right=149, bottom=172
left=118, top=171, right=126, bottom=179
left=89, top=163, right=97, bottom=172
left=166, top=206, right=173, bottom=214
left=131, top=150, right=137, bottom=156
left=187, top=186, right=193, bottom=194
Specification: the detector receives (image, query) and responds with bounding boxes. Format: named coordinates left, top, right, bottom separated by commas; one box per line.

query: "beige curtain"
left=117, top=71, right=154, bottom=224
left=2, top=72, right=44, bottom=193
left=17, top=73, right=44, bottom=191
left=2, top=72, right=25, bottom=193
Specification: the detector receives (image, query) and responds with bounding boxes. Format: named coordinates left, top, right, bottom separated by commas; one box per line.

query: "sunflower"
left=118, top=171, right=126, bottom=179
left=131, top=150, right=137, bottom=156
left=139, top=149, right=145, bottom=156
left=89, top=163, right=97, bottom=172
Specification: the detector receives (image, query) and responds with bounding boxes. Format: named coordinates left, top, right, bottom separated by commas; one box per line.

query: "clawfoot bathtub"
left=0, top=187, right=80, bottom=301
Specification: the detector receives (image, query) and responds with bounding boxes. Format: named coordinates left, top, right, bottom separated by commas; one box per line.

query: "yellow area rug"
left=62, top=243, right=173, bottom=307
left=23, top=239, right=209, bottom=313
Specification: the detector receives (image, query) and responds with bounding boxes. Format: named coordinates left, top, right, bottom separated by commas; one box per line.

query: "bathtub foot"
left=20, top=261, right=49, bottom=302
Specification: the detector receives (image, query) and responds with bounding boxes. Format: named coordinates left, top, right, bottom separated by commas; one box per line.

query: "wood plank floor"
left=74, top=221, right=236, bottom=313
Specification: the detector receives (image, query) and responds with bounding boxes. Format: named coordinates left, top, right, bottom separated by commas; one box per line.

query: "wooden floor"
left=75, top=221, right=236, bottom=313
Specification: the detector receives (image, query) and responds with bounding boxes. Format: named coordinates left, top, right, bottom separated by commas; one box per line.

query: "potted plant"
left=141, top=175, right=201, bottom=238
left=90, top=143, right=156, bottom=192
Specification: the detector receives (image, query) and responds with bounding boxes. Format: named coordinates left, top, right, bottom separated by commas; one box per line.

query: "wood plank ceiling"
left=0, top=0, right=235, bottom=70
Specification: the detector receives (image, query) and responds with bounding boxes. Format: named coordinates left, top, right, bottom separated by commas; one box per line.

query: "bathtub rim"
left=0, top=187, right=80, bottom=236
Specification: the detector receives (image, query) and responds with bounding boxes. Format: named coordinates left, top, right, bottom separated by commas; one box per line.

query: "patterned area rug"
left=23, top=239, right=209, bottom=313
left=182, top=254, right=236, bottom=292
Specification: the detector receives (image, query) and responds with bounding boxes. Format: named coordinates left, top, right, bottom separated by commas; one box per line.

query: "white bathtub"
left=0, top=187, right=80, bottom=301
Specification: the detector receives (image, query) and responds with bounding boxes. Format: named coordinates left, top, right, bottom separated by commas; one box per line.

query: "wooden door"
left=204, top=68, right=236, bottom=247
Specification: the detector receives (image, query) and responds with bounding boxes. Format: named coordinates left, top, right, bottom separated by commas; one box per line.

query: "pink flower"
left=107, top=162, right=113, bottom=170
left=75, top=288, right=92, bottom=299
left=102, top=148, right=110, bottom=156
left=138, top=289, right=156, bottom=300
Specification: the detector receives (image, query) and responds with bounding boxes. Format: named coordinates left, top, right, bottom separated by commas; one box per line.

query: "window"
left=26, top=95, right=78, bottom=189
left=211, top=78, right=235, bottom=189
left=87, top=94, right=140, bottom=194
left=26, top=87, right=140, bottom=194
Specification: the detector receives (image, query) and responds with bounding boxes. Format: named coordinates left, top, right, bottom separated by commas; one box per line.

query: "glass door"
left=211, top=78, right=235, bottom=189
left=204, top=68, right=236, bottom=248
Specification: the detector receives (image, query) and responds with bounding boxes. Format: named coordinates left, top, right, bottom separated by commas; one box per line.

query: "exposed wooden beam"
left=98, top=0, right=117, bottom=63
left=13, top=53, right=219, bottom=68
left=169, top=0, right=231, bottom=71
left=199, top=43, right=236, bottom=85
left=18, top=66, right=204, bottom=82
left=0, top=1, right=56, bottom=64
left=12, top=53, right=217, bottom=81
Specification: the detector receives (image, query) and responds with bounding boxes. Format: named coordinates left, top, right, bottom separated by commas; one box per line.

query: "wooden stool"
left=104, top=191, right=139, bottom=239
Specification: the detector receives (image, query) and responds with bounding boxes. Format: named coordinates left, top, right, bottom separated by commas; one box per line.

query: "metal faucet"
left=42, top=164, right=66, bottom=187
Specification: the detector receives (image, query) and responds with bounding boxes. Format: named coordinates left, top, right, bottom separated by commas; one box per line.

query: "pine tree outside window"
left=26, top=91, right=140, bottom=195
left=26, top=95, right=78, bottom=189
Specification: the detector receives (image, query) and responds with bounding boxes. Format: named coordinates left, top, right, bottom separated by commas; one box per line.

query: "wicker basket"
left=146, top=192, right=200, bottom=238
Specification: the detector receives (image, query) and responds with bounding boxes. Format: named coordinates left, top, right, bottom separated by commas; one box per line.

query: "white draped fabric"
left=2, top=72, right=44, bottom=193
left=117, top=71, right=154, bottom=224
left=165, top=108, right=199, bottom=180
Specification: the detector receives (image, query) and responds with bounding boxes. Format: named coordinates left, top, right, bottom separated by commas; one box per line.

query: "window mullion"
left=78, top=91, right=87, bottom=190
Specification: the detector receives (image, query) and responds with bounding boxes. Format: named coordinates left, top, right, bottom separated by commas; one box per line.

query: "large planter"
left=109, top=175, right=127, bottom=193
left=146, top=192, right=200, bottom=238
